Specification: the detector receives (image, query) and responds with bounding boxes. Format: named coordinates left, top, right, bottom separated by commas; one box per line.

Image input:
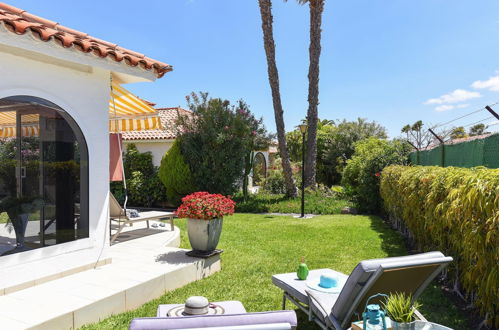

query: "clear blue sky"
left=12, top=0, right=499, bottom=137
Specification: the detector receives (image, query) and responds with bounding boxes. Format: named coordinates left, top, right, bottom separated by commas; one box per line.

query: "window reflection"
left=0, top=96, right=88, bottom=256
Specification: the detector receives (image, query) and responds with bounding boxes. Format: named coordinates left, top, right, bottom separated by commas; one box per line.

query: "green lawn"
left=234, top=192, right=350, bottom=214
left=82, top=214, right=469, bottom=330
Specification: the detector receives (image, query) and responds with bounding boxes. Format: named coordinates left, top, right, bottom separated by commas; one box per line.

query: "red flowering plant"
left=176, top=192, right=236, bottom=220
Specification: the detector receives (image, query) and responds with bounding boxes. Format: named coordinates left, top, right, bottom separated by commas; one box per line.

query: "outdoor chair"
left=272, top=251, right=453, bottom=330
left=129, top=301, right=297, bottom=330
left=109, top=192, right=176, bottom=243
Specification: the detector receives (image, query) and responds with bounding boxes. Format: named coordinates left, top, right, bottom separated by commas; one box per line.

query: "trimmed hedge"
left=380, top=165, right=498, bottom=327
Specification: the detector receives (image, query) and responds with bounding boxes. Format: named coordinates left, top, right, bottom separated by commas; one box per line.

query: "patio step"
left=0, top=225, right=221, bottom=329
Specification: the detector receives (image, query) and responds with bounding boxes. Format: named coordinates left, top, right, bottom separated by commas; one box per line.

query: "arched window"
left=0, top=96, right=88, bottom=256
left=252, top=152, right=267, bottom=186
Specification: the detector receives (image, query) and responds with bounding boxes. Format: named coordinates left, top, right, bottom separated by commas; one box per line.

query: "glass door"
left=0, top=96, right=88, bottom=256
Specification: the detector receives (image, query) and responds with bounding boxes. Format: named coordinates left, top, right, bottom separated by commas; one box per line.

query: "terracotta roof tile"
left=0, top=2, right=172, bottom=78
left=122, top=107, right=192, bottom=140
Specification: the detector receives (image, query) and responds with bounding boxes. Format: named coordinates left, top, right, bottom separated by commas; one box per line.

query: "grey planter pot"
left=13, top=213, right=29, bottom=248
left=187, top=218, right=223, bottom=253
left=392, top=320, right=416, bottom=330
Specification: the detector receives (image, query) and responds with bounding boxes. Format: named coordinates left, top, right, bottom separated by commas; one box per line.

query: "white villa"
left=0, top=4, right=220, bottom=328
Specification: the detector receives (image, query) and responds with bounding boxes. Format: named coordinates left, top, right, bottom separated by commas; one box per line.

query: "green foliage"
left=111, top=144, right=166, bottom=207
left=322, top=118, right=387, bottom=185
left=127, top=171, right=166, bottom=208
left=342, top=138, right=410, bottom=214
left=287, top=118, right=387, bottom=186
left=158, top=140, right=197, bottom=206
left=380, top=165, right=499, bottom=327
left=468, top=123, right=488, bottom=136
left=234, top=190, right=349, bottom=214
left=262, top=170, right=286, bottom=194
left=401, top=120, right=435, bottom=151
left=178, top=92, right=271, bottom=196
left=450, top=126, right=467, bottom=139
left=383, top=293, right=421, bottom=323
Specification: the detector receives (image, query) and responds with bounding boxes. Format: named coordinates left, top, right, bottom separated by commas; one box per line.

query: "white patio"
left=0, top=222, right=220, bottom=329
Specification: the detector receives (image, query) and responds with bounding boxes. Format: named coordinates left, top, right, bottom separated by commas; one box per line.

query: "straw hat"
left=167, top=296, right=225, bottom=316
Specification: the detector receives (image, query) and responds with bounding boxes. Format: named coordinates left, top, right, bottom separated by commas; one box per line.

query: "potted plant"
left=383, top=292, right=422, bottom=330
left=176, top=192, right=235, bottom=254
left=0, top=196, right=43, bottom=249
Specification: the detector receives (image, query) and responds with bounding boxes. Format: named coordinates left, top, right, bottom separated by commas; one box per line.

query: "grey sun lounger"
left=272, top=251, right=453, bottom=330
left=109, top=192, right=176, bottom=243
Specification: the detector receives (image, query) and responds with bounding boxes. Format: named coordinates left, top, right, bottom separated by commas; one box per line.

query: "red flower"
left=375, top=172, right=381, bottom=177
left=175, top=191, right=235, bottom=220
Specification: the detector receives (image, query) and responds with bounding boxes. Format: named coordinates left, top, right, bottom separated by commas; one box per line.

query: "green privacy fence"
left=409, top=133, right=499, bottom=168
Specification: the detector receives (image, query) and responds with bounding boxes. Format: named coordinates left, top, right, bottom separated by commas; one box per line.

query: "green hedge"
left=380, top=165, right=498, bottom=327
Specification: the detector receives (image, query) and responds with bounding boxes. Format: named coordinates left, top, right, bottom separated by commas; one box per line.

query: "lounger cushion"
left=331, top=252, right=445, bottom=324
left=129, top=310, right=297, bottom=330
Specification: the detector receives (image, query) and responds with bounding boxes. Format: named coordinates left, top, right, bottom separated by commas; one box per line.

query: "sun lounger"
left=272, top=251, right=453, bottom=330
left=129, top=300, right=297, bottom=330
left=109, top=192, right=176, bottom=243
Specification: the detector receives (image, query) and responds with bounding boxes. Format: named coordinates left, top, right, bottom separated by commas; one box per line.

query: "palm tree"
left=290, top=0, right=325, bottom=188
left=258, top=0, right=297, bottom=197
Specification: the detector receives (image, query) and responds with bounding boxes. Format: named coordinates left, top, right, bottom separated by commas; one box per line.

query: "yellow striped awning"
left=109, top=82, right=162, bottom=132
left=109, top=116, right=161, bottom=133
left=0, top=83, right=162, bottom=137
left=0, top=125, right=39, bottom=138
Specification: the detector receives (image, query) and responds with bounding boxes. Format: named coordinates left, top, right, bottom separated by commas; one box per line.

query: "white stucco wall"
left=124, top=140, right=174, bottom=167
left=0, top=42, right=112, bottom=288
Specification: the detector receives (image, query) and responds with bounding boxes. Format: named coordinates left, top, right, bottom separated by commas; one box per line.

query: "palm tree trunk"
left=258, top=0, right=297, bottom=197
left=304, top=0, right=324, bottom=188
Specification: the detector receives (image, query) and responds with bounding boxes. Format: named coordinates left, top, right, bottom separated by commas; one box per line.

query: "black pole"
left=485, top=106, right=499, bottom=120
left=301, top=131, right=305, bottom=218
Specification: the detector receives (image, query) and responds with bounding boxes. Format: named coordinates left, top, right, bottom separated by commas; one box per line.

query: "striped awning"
left=109, top=116, right=161, bottom=133
left=0, top=125, right=39, bottom=138
left=0, top=83, right=161, bottom=137
left=0, top=112, right=40, bottom=137
left=109, top=82, right=162, bottom=132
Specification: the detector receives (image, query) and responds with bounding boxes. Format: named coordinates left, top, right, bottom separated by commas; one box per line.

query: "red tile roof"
left=0, top=3, right=172, bottom=78
left=122, top=107, right=192, bottom=140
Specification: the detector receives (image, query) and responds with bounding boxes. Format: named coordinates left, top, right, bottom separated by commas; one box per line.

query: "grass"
left=0, top=212, right=7, bottom=223
left=233, top=192, right=350, bottom=214
left=82, top=214, right=469, bottom=330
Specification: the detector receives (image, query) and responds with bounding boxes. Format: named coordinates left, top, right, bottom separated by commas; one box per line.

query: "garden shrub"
left=342, top=138, right=410, bottom=213
left=110, top=144, right=167, bottom=207
left=380, top=165, right=499, bottom=327
left=158, top=140, right=197, bottom=206
left=178, top=92, right=271, bottom=196
left=127, top=170, right=166, bottom=208
left=286, top=118, right=387, bottom=186
left=262, top=170, right=286, bottom=194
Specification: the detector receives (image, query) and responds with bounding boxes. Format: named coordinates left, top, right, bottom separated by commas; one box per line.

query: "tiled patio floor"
left=0, top=222, right=221, bottom=329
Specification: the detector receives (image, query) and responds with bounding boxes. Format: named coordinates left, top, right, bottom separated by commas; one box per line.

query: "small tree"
left=158, top=140, right=197, bottom=206
left=450, top=126, right=467, bottom=140
left=468, top=123, right=488, bottom=136
left=321, top=118, right=387, bottom=185
left=177, top=92, right=270, bottom=196
left=342, top=138, right=411, bottom=214
left=400, top=120, right=435, bottom=150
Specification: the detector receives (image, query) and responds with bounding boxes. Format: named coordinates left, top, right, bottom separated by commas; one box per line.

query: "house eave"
left=0, top=26, right=157, bottom=83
